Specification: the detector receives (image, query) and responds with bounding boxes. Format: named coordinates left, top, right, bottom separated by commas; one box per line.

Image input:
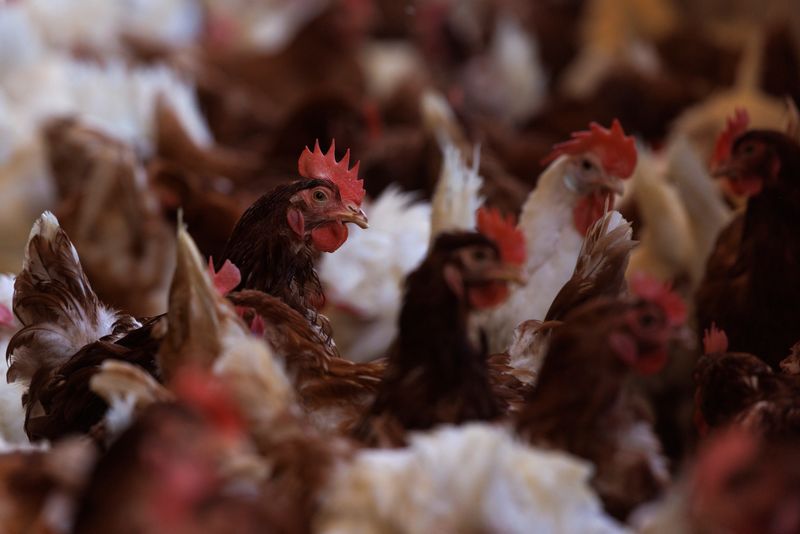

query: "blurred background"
left=0, top=0, right=797, bottom=278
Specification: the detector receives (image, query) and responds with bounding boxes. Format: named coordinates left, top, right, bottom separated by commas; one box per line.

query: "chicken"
left=0, top=3, right=210, bottom=272
left=319, top=130, right=480, bottom=363
left=355, top=207, right=525, bottom=446
left=71, top=392, right=271, bottom=534
left=505, top=209, right=635, bottom=386
left=44, top=118, right=175, bottom=317
left=0, top=438, right=95, bottom=534
left=157, top=222, right=348, bottom=531
left=695, top=110, right=800, bottom=367
left=316, top=423, right=628, bottom=534
left=143, top=225, right=627, bottom=534
left=515, top=276, right=686, bottom=518
left=668, top=32, right=787, bottom=164
left=484, top=119, right=638, bottom=352
left=318, top=187, right=430, bottom=363
left=626, top=136, right=732, bottom=293
left=219, top=140, right=368, bottom=349
left=5, top=212, right=161, bottom=442
left=689, top=428, right=800, bottom=534
left=694, top=324, right=800, bottom=437
left=459, top=12, right=548, bottom=125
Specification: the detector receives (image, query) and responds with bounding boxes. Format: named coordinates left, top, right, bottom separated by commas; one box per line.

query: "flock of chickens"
left=0, top=0, right=799, bottom=532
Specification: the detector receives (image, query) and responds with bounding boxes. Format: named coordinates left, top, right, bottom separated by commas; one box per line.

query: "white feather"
left=315, top=423, right=629, bottom=534
left=462, top=14, right=547, bottom=123
left=482, top=157, right=586, bottom=352
left=627, top=148, right=695, bottom=283
left=0, top=274, right=27, bottom=446
left=360, top=41, right=426, bottom=102
left=0, top=5, right=210, bottom=271
left=430, top=141, right=484, bottom=238
left=22, top=0, right=202, bottom=51
left=320, top=187, right=430, bottom=362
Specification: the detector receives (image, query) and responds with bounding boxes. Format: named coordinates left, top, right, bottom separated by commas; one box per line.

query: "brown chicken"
left=157, top=225, right=349, bottom=533
left=694, top=324, right=800, bottom=438
left=355, top=207, right=525, bottom=446
left=71, top=388, right=271, bottom=534
left=696, top=110, right=800, bottom=368
left=0, top=439, right=96, bottom=534
left=6, top=213, right=161, bottom=442
left=44, top=118, right=175, bottom=318
left=515, top=276, right=686, bottom=519
left=219, top=140, right=368, bottom=349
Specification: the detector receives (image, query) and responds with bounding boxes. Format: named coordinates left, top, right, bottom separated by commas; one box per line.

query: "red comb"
left=542, top=119, right=638, bottom=178
left=207, top=257, right=241, bottom=297
left=703, top=323, right=729, bottom=355
left=711, top=108, right=749, bottom=167
left=298, top=140, right=365, bottom=206
left=630, top=272, right=687, bottom=327
left=476, top=207, right=525, bottom=265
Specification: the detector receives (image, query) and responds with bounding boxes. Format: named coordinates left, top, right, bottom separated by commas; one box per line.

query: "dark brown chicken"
left=516, top=278, right=685, bottom=519
left=696, top=112, right=800, bottom=368
left=694, top=325, right=800, bottom=438
left=356, top=208, right=526, bottom=446
left=5, top=212, right=161, bottom=442
left=219, top=141, right=368, bottom=348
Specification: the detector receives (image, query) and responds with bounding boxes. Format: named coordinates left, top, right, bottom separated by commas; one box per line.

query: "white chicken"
left=483, top=120, right=639, bottom=352
left=460, top=13, right=548, bottom=124
left=315, top=423, right=628, bottom=534
left=626, top=137, right=732, bottom=293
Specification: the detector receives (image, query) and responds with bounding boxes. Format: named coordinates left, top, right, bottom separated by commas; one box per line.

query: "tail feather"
left=160, top=225, right=299, bottom=446
left=546, top=210, right=635, bottom=321
left=430, top=140, right=484, bottom=239
left=7, top=212, right=137, bottom=384
left=158, top=223, right=238, bottom=381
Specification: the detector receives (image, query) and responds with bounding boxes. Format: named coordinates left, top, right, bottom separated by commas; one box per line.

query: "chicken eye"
left=581, top=159, right=593, bottom=171
left=313, top=190, right=328, bottom=202
left=638, top=312, right=658, bottom=328
left=472, top=249, right=489, bottom=262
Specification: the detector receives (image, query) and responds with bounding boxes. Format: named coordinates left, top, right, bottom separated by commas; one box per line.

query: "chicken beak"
left=335, top=205, right=369, bottom=229
left=598, top=175, right=625, bottom=196
left=711, top=163, right=735, bottom=179
left=482, top=263, right=525, bottom=285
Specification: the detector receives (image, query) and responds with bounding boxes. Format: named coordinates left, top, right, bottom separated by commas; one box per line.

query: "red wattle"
left=573, top=190, right=614, bottom=235
left=311, top=222, right=349, bottom=252
left=468, top=282, right=510, bottom=309
left=634, top=349, right=668, bottom=375
left=727, top=176, right=763, bottom=197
